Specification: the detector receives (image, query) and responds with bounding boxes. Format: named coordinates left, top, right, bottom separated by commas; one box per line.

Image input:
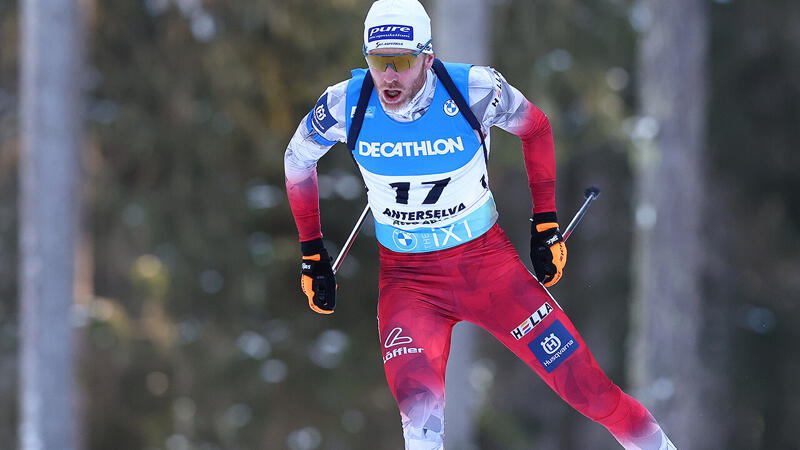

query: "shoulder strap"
left=431, top=59, right=489, bottom=165
left=431, top=60, right=480, bottom=132
left=346, top=71, right=375, bottom=152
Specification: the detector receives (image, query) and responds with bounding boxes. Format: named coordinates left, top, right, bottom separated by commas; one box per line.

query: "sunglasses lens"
left=365, top=53, right=419, bottom=72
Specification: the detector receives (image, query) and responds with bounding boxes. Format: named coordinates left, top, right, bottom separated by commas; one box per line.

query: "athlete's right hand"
left=300, top=238, right=336, bottom=314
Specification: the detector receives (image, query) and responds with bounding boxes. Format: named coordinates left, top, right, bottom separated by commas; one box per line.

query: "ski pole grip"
left=584, top=185, right=601, bottom=200
left=564, top=186, right=601, bottom=241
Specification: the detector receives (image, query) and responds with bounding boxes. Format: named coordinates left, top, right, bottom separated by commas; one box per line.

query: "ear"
left=422, top=53, right=435, bottom=71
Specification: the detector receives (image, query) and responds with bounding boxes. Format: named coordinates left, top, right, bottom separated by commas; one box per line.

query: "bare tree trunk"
left=19, top=0, right=82, bottom=448
left=431, top=0, right=490, bottom=448
left=628, top=0, right=719, bottom=448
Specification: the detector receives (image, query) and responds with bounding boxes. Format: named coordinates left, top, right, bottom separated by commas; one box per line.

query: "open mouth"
left=384, top=89, right=402, bottom=101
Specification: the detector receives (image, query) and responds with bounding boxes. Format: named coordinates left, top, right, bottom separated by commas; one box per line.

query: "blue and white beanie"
left=363, top=0, right=434, bottom=54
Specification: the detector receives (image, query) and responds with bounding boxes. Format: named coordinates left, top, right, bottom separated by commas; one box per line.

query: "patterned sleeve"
left=467, top=66, right=530, bottom=134
left=468, top=66, right=557, bottom=215
left=284, top=80, right=349, bottom=242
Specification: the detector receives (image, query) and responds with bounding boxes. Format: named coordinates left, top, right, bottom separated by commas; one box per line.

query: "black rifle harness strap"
left=346, top=71, right=375, bottom=153
left=431, top=59, right=489, bottom=165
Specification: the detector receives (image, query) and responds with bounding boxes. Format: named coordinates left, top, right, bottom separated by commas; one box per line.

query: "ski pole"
left=563, top=185, right=601, bottom=242
left=535, top=185, right=601, bottom=308
left=332, top=204, right=371, bottom=274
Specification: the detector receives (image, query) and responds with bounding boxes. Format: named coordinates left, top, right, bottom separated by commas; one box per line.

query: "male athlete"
left=285, top=1, right=678, bottom=448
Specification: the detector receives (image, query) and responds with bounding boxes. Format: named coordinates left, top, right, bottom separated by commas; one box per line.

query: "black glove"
left=300, top=239, right=336, bottom=314
left=530, top=212, right=567, bottom=287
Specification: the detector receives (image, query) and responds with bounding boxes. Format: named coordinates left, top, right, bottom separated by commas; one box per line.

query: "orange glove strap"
left=535, top=222, right=558, bottom=232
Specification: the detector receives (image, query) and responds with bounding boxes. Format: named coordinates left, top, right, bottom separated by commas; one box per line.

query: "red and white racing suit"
left=285, top=65, right=677, bottom=450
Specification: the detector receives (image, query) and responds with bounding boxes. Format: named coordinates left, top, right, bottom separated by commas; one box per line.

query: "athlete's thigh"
left=377, top=284, right=457, bottom=435
left=469, top=257, right=620, bottom=418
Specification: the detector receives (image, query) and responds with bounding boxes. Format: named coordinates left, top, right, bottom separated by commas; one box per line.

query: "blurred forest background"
left=1, top=0, right=799, bottom=449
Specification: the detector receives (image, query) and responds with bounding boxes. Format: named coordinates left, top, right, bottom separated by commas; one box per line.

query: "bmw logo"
left=443, top=99, right=459, bottom=117
left=392, top=229, right=418, bottom=251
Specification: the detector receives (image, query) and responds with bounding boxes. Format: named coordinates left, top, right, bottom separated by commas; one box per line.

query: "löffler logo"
left=384, top=327, right=413, bottom=347
left=382, top=327, right=424, bottom=364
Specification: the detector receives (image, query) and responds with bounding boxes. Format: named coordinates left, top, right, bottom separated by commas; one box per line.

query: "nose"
left=382, top=65, right=399, bottom=82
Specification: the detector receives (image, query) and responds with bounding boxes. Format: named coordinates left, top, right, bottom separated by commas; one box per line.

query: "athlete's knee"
left=398, top=392, right=445, bottom=450
left=555, top=357, right=623, bottom=421
left=584, top=382, right=623, bottom=422
left=403, top=421, right=444, bottom=450
left=403, top=418, right=444, bottom=450
left=579, top=376, right=624, bottom=422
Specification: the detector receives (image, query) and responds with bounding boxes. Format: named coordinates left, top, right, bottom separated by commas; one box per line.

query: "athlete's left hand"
left=530, top=212, right=567, bottom=287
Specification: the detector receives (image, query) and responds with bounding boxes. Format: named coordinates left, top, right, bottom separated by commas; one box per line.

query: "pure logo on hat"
left=368, top=25, right=414, bottom=42
left=363, top=0, right=433, bottom=54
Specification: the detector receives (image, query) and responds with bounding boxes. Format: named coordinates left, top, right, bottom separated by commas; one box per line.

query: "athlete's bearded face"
left=369, top=50, right=434, bottom=111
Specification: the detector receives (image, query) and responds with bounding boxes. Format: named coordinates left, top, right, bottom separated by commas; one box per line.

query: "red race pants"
left=377, top=224, right=675, bottom=450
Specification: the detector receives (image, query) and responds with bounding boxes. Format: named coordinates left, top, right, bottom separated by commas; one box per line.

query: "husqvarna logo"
left=541, top=334, right=561, bottom=354
left=358, top=137, right=464, bottom=158
left=529, top=320, right=579, bottom=373
left=314, top=104, right=327, bottom=122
